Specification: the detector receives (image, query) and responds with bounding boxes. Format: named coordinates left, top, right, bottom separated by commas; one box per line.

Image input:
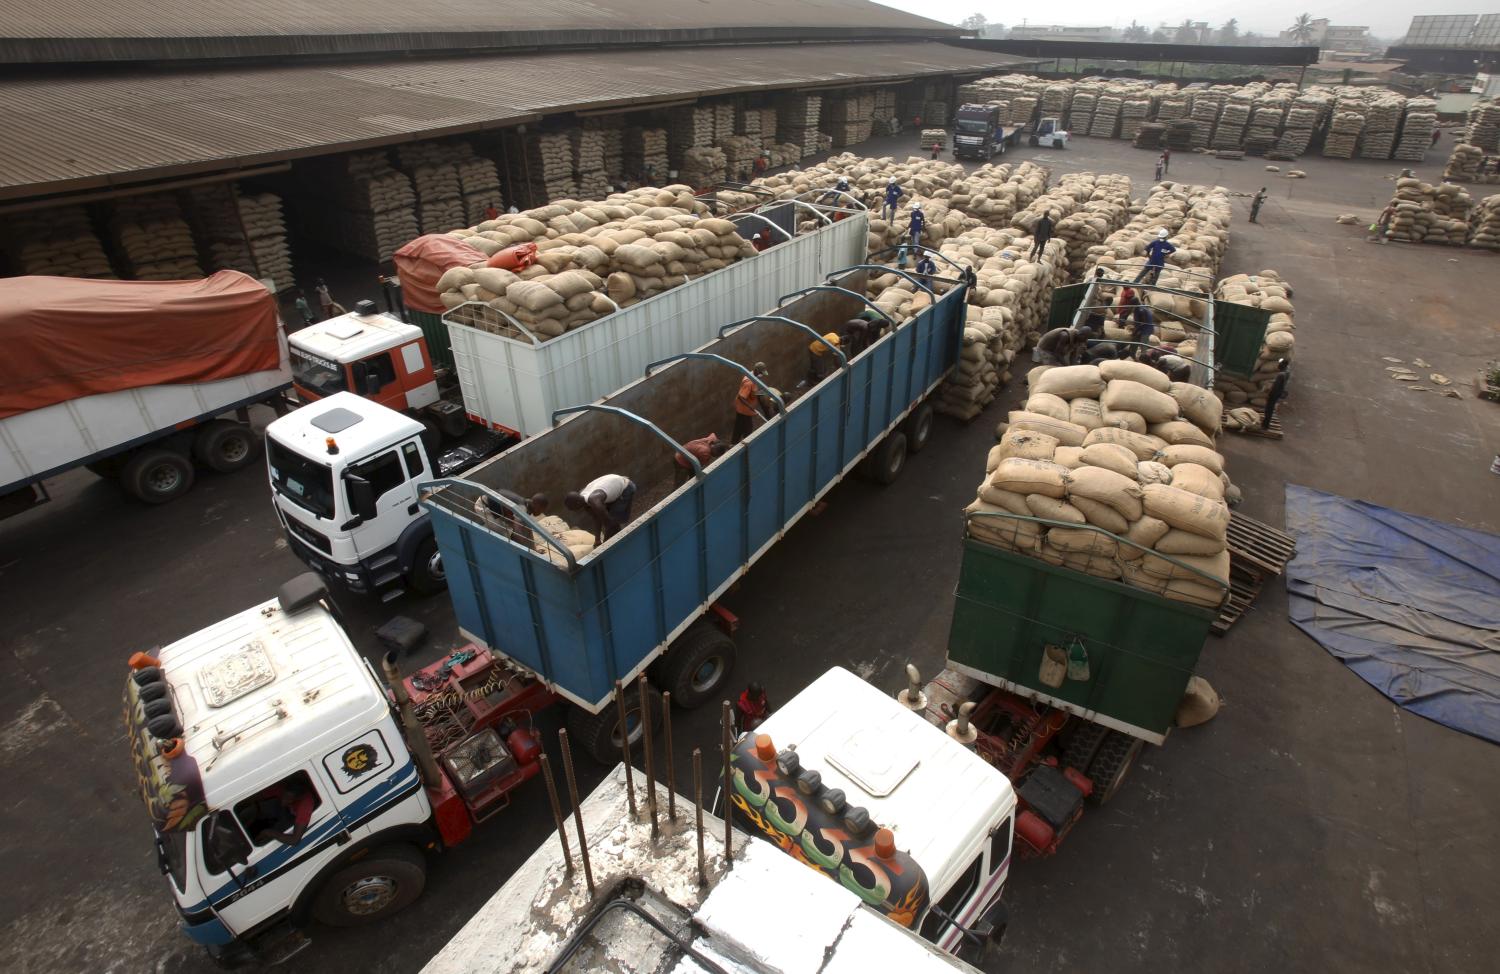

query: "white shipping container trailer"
left=445, top=208, right=869, bottom=436
left=1, top=346, right=291, bottom=518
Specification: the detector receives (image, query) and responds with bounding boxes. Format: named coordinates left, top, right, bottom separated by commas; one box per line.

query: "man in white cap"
left=1134, top=228, right=1176, bottom=285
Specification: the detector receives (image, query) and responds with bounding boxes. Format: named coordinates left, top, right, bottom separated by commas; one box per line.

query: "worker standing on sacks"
left=883, top=177, right=901, bottom=223
left=1135, top=229, right=1176, bottom=285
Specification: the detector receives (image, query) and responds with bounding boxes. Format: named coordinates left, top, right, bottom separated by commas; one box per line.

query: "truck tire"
left=901, top=402, right=935, bottom=453
left=867, top=432, right=908, bottom=485
left=1061, top=721, right=1107, bottom=772
left=122, top=448, right=195, bottom=505
left=567, top=683, right=663, bottom=765
left=310, top=845, right=426, bottom=927
left=193, top=420, right=260, bottom=474
left=406, top=537, right=446, bottom=595
left=656, top=622, right=736, bottom=709
left=1087, top=731, right=1144, bottom=806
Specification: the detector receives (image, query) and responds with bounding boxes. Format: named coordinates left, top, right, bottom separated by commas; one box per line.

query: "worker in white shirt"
left=565, top=473, right=637, bottom=544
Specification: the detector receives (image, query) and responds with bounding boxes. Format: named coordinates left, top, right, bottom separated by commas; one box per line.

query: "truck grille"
left=286, top=517, right=332, bottom=554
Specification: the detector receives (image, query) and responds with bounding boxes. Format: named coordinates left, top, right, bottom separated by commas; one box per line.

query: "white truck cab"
left=127, top=577, right=430, bottom=964
left=266, top=393, right=447, bottom=600
left=733, top=667, right=1017, bottom=958
left=288, top=305, right=444, bottom=418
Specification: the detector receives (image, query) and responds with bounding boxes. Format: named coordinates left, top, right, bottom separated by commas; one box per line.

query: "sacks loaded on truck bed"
left=419, top=263, right=968, bottom=733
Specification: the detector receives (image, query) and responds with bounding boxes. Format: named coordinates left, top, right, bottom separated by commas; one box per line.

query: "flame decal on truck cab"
left=731, top=735, right=929, bottom=926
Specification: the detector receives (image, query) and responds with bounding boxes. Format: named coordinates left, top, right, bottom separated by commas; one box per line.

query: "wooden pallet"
left=1213, top=565, right=1264, bottom=635
left=1212, top=512, right=1299, bottom=635
left=1226, top=511, right=1297, bottom=577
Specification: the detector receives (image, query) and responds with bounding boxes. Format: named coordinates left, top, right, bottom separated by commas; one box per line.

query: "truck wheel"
left=1061, top=721, right=1107, bottom=772
left=310, top=845, right=426, bottom=927
left=121, top=448, right=195, bottom=505
left=867, top=431, right=908, bottom=485
left=657, top=623, right=736, bottom=708
left=1087, top=731, right=1144, bottom=806
left=901, top=402, right=935, bottom=453
left=193, top=420, right=260, bottom=474
left=406, top=537, right=446, bottom=595
left=566, top=683, right=663, bottom=765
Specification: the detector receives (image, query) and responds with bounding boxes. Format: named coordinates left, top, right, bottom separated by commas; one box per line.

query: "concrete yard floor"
left=2, top=132, right=1498, bottom=974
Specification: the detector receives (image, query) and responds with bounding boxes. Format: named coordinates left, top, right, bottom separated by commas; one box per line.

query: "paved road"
left=3, top=134, right=1497, bottom=974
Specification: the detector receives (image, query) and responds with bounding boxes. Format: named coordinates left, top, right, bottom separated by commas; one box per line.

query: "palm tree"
left=1288, top=14, right=1316, bottom=45
left=1174, top=19, right=1199, bottom=44
left=1219, top=18, right=1239, bottom=44
left=1124, top=21, right=1150, bottom=43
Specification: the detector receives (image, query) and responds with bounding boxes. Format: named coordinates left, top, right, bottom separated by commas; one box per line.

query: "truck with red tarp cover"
left=0, top=271, right=291, bottom=517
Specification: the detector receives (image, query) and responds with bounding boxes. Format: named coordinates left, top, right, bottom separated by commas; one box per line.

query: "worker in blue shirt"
left=883, top=178, right=901, bottom=222
left=913, top=253, right=938, bottom=290
left=1134, top=229, right=1176, bottom=284
left=820, top=177, right=850, bottom=207
left=908, top=201, right=925, bottom=247
left=1129, top=304, right=1157, bottom=348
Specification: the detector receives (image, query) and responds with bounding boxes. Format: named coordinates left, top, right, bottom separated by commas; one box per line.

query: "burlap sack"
left=1025, top=494, right=1086, bottom=525
left=1158, top=444, right=1225, bottom=475
left=1005, top=412, right=1088, bottom=447
left=1067, top=465, right=1144, bottom=521
left=1083, top=427, right=1166, bottom=461
left=1071, top=496, right=1129, bottom=535
left=990, top=458, right=1070, bottom=498
left=1080, top=443, right=1139, bottom=480
left=1100, top=358, right=1171, bottom=392
left=1030, top=364, right=1106, bottom=400
left=1167, top=463, right=1225, bottom=501
left=1141, top=484, right=1230, bottom=542
left=1102, top=380, right=1180, bottom=424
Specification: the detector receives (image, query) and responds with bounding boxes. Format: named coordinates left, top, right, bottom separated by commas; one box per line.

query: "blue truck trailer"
left=418, top=263, right=968, bottom=749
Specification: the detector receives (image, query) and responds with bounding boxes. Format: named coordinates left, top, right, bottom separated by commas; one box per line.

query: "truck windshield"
left=157, top=829, right=189, bottom=892
left=290, top=348, right=348, bottom=397
left=268, top=439, right=336, bottom=519
left=955, top=119, right=990, bottom=134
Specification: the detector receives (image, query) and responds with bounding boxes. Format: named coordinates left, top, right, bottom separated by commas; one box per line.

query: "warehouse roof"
left=0, top=0, right=957, bottom=63
left=0, top=41, right=1029, bottom=201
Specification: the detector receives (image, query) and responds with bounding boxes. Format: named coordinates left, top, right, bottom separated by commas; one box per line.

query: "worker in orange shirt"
left=732, top=362, right=771, bottom=444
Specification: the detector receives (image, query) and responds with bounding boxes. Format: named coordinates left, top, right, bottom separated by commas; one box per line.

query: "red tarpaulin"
left=0, top=271, right=282, bottom=420
left=393, top=234, right=487, bottom=315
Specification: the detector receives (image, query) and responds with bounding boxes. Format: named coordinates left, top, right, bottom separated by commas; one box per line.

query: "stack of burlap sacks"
left=966, top=360, right=1233, bottom=608
left=109, top=195, right=202, bottom=280
left=1213, top=271, right=1295, bottom=411
left=1470, top=195, right=1500, bottom=249
left=434, top=187, right=755, bottom=341
left=624, top=128, right=669, bottom=178
left=6, top=208, right=114, bottom=278
left=1385, top=178, right=1474, bottom=245
left=1083, top=182, right=1232, bottom=286
left=188, top=185, right=295, bottom=288
left=929, top=231, right=1066, bottom=419
left=777, top=95, right=823, bottom=157
left=680, top=146, right=728, bottom=187
left=1444, top=143, right=1487, bottom=182
left=513, top=132, right=577, bottom=203
left=1360, top=96, right=1404, bottom=160
left=1466, top=100, right=1500, bottom=151
left=397, top=143, right=467, bottom=235
left=947, top=162, right=1050, bottom=228
left=1053, top=174, right=1133, bottom=277
left=300, top=151, right=418, bottom=262
left=920, top=128, right=948, bottom=150
left=1393, top=101, right=1438, bottom=162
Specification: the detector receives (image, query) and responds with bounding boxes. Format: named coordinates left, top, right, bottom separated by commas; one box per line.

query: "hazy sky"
left=871, top=1, right=1426, bottom=39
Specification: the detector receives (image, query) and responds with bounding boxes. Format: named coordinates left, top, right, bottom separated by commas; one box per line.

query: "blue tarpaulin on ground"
left=1284, top=484, right=1500, bottom=745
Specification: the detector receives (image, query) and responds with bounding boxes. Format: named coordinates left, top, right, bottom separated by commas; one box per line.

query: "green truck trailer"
left=913, top=515, right=1224, bottom=862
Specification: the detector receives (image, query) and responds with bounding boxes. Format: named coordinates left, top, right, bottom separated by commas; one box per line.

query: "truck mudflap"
left=180, top=912, right=235, bottom=947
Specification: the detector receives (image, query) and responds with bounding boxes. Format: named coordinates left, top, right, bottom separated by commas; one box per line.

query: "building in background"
left=1388, top=13, right=1500, bottom=74
left=1008, top=24, right=1117, bottom=43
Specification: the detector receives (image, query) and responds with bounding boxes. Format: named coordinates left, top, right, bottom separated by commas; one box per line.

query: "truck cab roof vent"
left=310, top=407, right=364, bottom=435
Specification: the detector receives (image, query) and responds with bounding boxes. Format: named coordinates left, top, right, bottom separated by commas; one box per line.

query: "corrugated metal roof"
left=0, top=0, right=957, bottom=63
left=0, top=41, right=1028, bottom=200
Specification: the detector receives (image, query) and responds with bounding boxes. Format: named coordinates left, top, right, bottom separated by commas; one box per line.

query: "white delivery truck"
left=0, top=272, right=291, bottom=518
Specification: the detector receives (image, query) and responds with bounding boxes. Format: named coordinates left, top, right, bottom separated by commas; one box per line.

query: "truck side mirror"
left=346, top=474, right=377, bottom=521
left=365, top=373, right=383, bottom=395
left=205, top=812, right=251, bottom=870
